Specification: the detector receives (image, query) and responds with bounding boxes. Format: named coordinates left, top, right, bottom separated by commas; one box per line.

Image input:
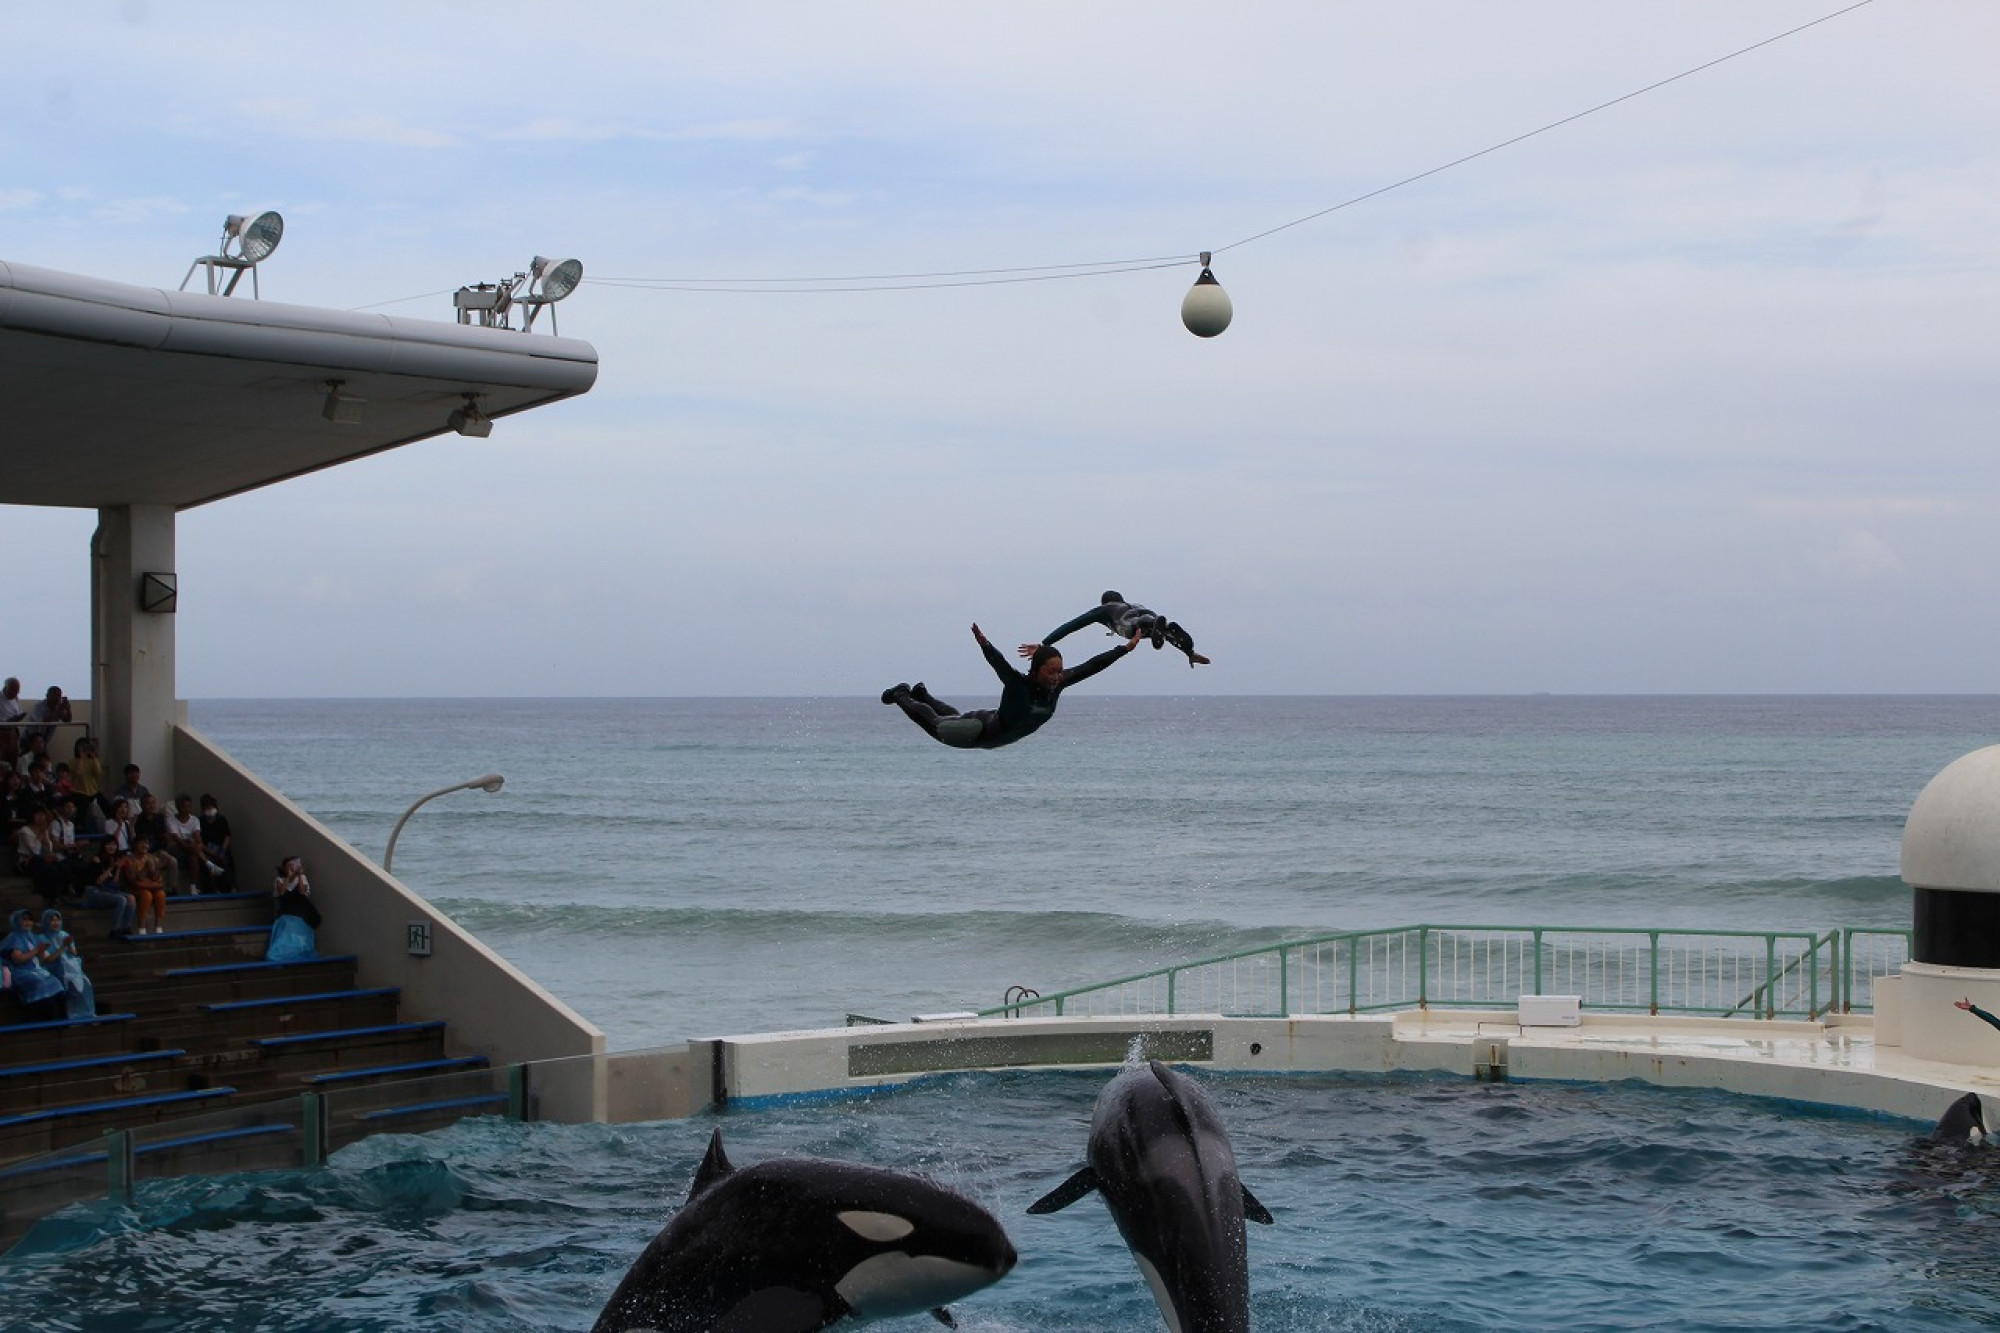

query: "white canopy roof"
left=0, top=259, right=599, bottom=510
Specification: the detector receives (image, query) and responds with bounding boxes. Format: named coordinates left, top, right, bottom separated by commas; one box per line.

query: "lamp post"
left=384, top=774, right=505, bottom=873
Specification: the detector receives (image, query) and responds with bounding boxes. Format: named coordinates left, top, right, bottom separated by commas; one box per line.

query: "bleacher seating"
left=0, top=872, right=483, bottom=1178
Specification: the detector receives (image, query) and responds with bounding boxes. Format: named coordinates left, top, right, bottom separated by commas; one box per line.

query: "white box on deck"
left=1518, top=994, right=1582, bottom=1026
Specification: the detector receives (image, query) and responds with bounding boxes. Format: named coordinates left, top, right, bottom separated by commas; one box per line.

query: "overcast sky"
left=3, top=0, right=1995, bottom=697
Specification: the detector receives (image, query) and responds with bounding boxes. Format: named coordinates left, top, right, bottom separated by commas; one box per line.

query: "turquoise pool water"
left=6, top=1069, right=1998, bottom=1330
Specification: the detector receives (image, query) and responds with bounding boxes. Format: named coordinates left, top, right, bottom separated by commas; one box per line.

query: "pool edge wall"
left=688, top=1011, right=1960, bottom=1126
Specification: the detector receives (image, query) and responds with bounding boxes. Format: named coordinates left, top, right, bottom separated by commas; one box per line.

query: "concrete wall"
left=655, top=1010, right=1957, bottom=1130
left=172, top=721, right=604, bottom=1070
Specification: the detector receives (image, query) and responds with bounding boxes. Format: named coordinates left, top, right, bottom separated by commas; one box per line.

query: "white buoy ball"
left=1180, top=267, right=1232, bottom=337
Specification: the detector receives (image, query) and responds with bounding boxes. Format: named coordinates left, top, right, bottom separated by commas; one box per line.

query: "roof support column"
left=92, top=504, right=178, bottom=791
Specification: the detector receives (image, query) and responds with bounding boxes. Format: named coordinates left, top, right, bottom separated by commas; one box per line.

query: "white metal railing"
left=988, top=924, right=1909, bottom=1022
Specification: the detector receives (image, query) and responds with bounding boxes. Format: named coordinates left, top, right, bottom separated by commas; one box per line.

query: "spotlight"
left=454, top=255, right=583, bottom=333
left=447, top=394, right=492, bottom=438
left=321, top=379, right=363, bottom=425
left=1180, top=252, right=1232, bottom=338
left=180, top=210, right=285, bottom=298
left=518, top=256, right=583, bottom=333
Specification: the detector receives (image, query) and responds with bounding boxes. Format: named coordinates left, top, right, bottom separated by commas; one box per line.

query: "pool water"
left=6, top=1070, right=2000, bottom=1331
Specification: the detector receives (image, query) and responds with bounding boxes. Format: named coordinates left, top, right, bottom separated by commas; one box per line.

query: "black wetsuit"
left=1044, top=599, right=1204, bottom=666
left=891, top=636, right=1132, bottom=750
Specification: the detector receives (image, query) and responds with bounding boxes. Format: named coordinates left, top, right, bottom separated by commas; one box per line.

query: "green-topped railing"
left=979, top=924, right=1914, bottom=1023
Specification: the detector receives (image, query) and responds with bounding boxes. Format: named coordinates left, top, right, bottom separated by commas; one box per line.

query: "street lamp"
left=383, top=774, right=505, bottom=873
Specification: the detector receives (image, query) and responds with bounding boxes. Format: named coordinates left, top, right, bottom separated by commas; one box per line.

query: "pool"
left=5, top=1069, right=1999, bottom=1330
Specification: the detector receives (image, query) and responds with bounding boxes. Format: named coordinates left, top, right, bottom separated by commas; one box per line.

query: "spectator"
left=198, top=794, right=237, bottom=891
left=20, top=748, right=54, bottom=800
left=25, top=685, right=70, bottom=747
left=35, top=909, right=94, bottom=1020
left=2, top=907, right=64, bottom=1021
left=45, top=797, right=90, bottom=892
left=0, top=771, right=26, bottom=839
left=268, top=855, right=320, bottom=961
left=119, top=836, right=169, bottom=936
left=69, top=738, right=104, bottom=832
left=163, top=794, right=211, bottom=893
left=0, top=678, right=22, bottom=767
left=133, top=794, right=181, bottom=893
left=101, top=798, right=135, bottom=853
left=109, top=764, right=151, bottom=817
left=75, top=839, right=137, bottom=939
left=15, top=731, right=49, bottom=777
left=13, top=805, right=74, bottom=904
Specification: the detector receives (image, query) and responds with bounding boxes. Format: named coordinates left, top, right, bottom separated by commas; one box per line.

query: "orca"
left=1933, top=1091, right=1987, bottom=1146
left=593, top=1129, right=1017, bottom=1332
left=1028, top=1060, right=1273, bottom=1333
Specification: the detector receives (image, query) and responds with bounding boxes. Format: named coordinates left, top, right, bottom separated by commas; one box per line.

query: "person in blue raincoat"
left=2, top=907, right=65, bottom=1020
left=267, top=856, right=319, bottom=962
left=36, top=908, right=95, bottom=1020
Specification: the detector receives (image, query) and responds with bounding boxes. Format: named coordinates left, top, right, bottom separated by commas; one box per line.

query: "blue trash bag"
left=266, top=913, right=317, bottom=963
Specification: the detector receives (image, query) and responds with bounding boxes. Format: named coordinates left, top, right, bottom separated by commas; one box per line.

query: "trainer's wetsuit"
left=1966, top=1003, right=2000, bottom=1034
left=892, top=636, right=1133, bottom=750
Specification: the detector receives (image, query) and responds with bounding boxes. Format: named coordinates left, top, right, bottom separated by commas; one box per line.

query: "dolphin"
left=1028, top=1060, right=1273, bottom=1333
left=1933, top=1091, right=1987, bottom=1146
left=593, top=1129, right=1018, bottom=1332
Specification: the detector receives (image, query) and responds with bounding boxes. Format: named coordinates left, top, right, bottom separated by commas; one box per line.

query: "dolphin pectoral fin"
left=1241, top=1184, right=1274, bottom=1225
left=930, top=1306, right=957, bottom=1327
left=1026, top=1166, right=1100, bottom=1214
left=689, top=1128, right=734, bottom=1200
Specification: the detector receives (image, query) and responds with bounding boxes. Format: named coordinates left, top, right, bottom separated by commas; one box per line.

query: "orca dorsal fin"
left=690, top=1128, right=734, bottom=1200
left=1026, top=1166, right=1100, bottom=1214
left=1242, top=1183, right=1274, bottom=1225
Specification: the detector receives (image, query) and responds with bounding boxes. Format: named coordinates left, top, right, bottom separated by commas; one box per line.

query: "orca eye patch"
left=837, top=1210, right=917, bottom=1242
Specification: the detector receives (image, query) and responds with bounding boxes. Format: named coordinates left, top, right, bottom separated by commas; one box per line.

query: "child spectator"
left=119, top=837, right=169, bottom=935
left=134, top=794, right=181, bottom=892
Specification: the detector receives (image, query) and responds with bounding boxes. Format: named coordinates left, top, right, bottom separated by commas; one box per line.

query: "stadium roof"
left=0, top=259, right=598, bottom=510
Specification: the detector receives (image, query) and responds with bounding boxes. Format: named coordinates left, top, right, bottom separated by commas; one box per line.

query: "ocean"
left=185, top=694, right=1985, bottom=1049
left=7, top=694, right=2000, bottom=1329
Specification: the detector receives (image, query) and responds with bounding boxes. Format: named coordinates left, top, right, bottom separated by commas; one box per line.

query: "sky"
left=2, top=0, right=1995, bottom=698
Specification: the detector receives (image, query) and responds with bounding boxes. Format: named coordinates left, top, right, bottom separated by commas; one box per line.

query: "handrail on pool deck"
left=979, top=923, right=1915, bottom=1023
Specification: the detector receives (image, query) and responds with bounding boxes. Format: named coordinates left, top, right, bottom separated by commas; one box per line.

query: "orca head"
left=1934, top=1092, right=1987, bottom=1146
left=808, top=1164, right=1018, bottom=1319
left=592, top=1133, right=1014, bottom=1333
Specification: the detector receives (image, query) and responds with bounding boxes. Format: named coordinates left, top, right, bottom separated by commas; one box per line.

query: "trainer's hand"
left=971, top=623, right=988, bottom=645
left=1016, top=642, right=1042, bottom=658
left=1125, top=630, right=1142, bottom=649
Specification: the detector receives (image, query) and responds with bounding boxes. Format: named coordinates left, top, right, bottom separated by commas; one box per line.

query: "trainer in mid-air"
left=882, top=623, right=1138, bottom=750
left=1023, top=591, right=1209, bottom=668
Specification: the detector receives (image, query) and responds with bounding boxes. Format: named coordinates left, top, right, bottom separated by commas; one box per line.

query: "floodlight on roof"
left=518, top=256, right=583, bottom=333
left=179, top=210, right=285, bottom=298
left=452, top=255, right=584, bottom=333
